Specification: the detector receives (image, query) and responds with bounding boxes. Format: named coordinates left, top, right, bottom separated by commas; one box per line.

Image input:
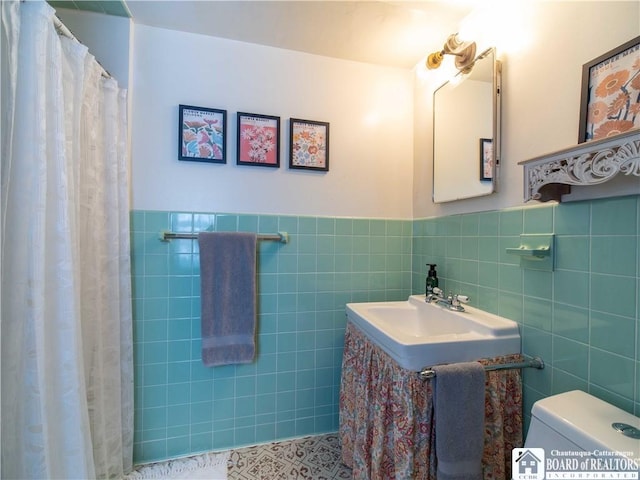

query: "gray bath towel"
left=432, top=361, right=486, bottom=480
left=198, top=232, right=257, bottom=367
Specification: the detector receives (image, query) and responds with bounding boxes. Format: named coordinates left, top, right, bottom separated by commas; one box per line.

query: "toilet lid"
left=531, top=390, right=640, bottom=458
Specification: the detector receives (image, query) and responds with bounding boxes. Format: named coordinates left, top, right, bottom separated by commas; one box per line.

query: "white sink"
left=346, top=295, right=521, bottom=371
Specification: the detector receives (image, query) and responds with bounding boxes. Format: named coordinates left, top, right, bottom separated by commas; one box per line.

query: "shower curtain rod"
left=160, top=230, right=289, bottom=244
left=419, top=356, right=544, bottom=379
left=52, top=14, right=112, bottom=79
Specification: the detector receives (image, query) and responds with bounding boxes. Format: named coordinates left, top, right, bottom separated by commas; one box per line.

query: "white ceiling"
left=125, top=1, right=474, bottom=69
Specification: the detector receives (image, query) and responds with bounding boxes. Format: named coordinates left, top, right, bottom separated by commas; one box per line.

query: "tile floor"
left=228, top=433, right=352, bottom=479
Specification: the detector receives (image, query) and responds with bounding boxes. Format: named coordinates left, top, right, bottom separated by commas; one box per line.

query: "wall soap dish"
left=506, top=234, right=554, bottom=271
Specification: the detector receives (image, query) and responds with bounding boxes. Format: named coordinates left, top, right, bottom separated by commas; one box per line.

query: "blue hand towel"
left=432, top=361, right=486, bottom=480
left=198, top=232, right=257, bottom=367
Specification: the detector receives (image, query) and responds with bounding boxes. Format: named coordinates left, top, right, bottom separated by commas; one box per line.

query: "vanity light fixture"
left=426, top=33, right=477, bottom=74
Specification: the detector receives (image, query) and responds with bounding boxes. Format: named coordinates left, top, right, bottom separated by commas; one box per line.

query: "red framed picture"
left=237, top=112, right=280, bottom=167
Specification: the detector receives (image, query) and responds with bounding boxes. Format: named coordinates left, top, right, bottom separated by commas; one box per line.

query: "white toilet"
left=524, top=390, right=639, bottom=470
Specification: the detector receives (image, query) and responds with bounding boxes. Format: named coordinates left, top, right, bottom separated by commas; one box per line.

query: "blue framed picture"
left=178, top=104, right=227, bottom=163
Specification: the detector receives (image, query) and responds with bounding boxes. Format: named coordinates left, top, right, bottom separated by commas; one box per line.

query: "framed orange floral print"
left=289, top=118, right=329, bottom=171
left=179, top=104, right=227, bottom=163
left=578, top=36, right=640, bottom=143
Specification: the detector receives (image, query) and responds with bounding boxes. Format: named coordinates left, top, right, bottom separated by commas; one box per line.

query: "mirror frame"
left=432, top=48, right=502, bottom=203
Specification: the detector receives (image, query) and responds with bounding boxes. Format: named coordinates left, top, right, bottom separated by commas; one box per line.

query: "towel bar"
left=419, top=356, right=544, bottom=379
left=160, top=230, right=289, bottom=244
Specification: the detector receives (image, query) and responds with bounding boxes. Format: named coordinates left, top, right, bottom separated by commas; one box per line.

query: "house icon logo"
left=512, top=448, right=545, bottom=480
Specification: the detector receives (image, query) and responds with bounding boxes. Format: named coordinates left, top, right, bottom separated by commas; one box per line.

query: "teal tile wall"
left=412, top=195, right=640, bottom=422
left=131, top=210, right=412, bottom=463
left=132, top=194, right=639, bottom=463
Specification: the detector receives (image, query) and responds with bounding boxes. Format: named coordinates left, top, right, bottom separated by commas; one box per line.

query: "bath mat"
left=125, top=451, right=229, bottom=479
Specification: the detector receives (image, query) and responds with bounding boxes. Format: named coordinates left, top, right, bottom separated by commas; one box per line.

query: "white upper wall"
left=414, top=1, right=640, bottom=218
left=131, top=24, right=415, bottom=218
left=55, top=1, right=639, bottom=219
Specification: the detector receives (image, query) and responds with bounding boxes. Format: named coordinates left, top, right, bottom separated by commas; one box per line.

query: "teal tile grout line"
left=130, top=194, right=640, bottom=463
left=131, top=209, right=415, bottom=463
left=410, top=195, right=640, bottom=419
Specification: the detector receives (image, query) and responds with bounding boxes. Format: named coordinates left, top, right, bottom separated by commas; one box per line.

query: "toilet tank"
left=525, top=390, right=639, bottom=461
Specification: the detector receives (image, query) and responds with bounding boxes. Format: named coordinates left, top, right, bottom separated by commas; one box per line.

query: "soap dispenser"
left=425, top=264, right=439, bottom=296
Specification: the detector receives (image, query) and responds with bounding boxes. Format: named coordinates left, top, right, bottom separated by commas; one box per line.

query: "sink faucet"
left=449, top=293, right=470, bottom=311
left=425, top=286, right=444, bottom=303
left=427, top=287, right=469, bottom=312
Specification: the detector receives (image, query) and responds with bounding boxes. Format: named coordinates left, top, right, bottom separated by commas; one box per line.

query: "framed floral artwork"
left=237, top=112, right=280, bottom=167
left=480, top=138, right=493, bottom=181
left=289, top=118, right=330, bottom=171
left=578, top=36, right=640, bottom=143
left=179, top=104, right=226, bottom=163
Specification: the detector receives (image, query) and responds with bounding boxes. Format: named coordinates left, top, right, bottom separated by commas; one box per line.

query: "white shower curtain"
left=1, top=1, right=133, bottom=478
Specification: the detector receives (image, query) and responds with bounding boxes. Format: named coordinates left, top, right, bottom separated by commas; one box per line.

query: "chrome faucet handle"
left=454, top=294, right=469, bottom=304
left=450, top=294, right=469, bottom=310
left=426, top=287, right=444, bottom=303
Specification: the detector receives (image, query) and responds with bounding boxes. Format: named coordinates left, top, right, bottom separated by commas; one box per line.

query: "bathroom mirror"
left=433, top=48, right=501, bottom=203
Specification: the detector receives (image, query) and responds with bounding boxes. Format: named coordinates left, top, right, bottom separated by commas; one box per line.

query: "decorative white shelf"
left=518, top=129, right=640, bottom=202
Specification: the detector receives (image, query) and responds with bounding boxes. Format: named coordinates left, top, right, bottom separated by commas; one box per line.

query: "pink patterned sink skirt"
left=339, top=322, right=523, bottom=480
